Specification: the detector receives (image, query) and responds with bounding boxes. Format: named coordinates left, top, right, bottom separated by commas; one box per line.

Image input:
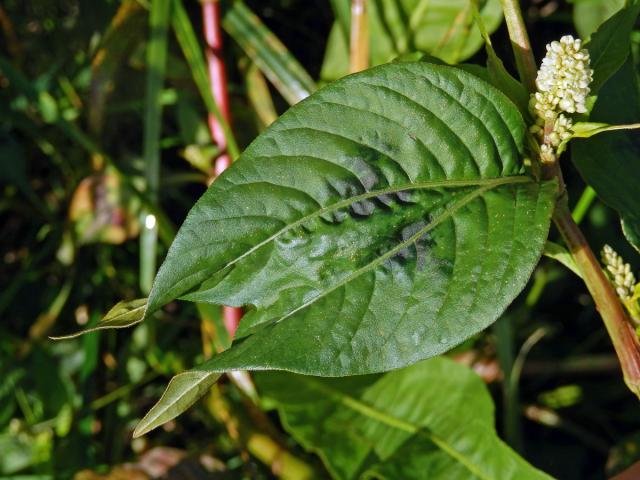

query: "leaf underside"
left=256, top=357, right=552, bottom=480
left=135, top=62, right=557, bottom=436
left=50, top=298, right=147, bottom=340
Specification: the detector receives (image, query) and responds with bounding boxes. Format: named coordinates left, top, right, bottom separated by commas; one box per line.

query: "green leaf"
left=571, top=121, right=640, bottom=137
left=573, top=0, right=625, bottom=40
left=585, top=1, right=640, bottom=93
left=543, top=241, right=582, bottom=278
left=136, top=62, right=557, bottom=434
left=50, top=298, right=147, bottom=340
left=622, top=216, right=640, bottom=253
left=133, top=370, right=221, bottom=438
left=255, top=357, right=552, bottom=480
left=557, top=121, right=640, bottom=154
left=470, top=0, right=529, bottom=117
left=223, top=1, right=316, bottom=105
left=572, top=57, right=640, bottom=253
left=321, top=0, right=503, bottom=82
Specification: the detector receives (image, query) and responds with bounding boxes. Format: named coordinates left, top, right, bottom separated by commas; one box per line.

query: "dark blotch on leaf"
left=350, top=199, right=376, bottom=217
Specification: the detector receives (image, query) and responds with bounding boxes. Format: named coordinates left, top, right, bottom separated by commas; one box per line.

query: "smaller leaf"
left=543, top=241, right=582, bottom=278
left=133, top=370, right=221, bottom=438
left=557, top=121, right=640, bottom=154
left=50, top=298, right=147, bottom=340
left=571, top=121, right=640, bottom=137
left=471, top=0, right=529, bottom=117
left=586, top=2, right=640, bottom=93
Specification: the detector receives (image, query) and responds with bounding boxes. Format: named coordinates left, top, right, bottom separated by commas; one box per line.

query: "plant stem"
left=553, top=199, right=640, bottom=398
left=499, top=0, right=640, bottom=398
left=499, top=0, right=537, bottom=92
left=201, top=0, right=243, bottom=337
left=172, top=0, right=240, bottom=160
left=202, top=0, right=233, bottom=177
left=349, top=0, right=369, bottom=73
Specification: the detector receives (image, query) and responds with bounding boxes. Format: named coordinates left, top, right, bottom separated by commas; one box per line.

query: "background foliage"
left=1, top=0, right=640, bottom=479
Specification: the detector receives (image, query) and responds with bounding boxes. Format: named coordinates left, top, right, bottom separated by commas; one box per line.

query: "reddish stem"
left=202, top=0, right=232, bottom=175
left=202, top=0, right=241, bottom=336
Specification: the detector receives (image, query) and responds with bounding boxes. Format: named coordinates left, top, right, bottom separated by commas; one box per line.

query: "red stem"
left=202, top=0, right=241, bottom=337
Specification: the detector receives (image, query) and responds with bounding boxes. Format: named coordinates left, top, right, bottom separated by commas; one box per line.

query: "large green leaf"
left=572, top=57, right=640, bottom=252
left=321, top=0, right=503, bottom=82
left=255, top=357, right=552, bottom=479
left=133, top=62, right=557, bottom=436
left=585, top=1, right=640, bottom=94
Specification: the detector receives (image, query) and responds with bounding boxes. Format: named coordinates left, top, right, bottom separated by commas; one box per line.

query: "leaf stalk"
left=499, top=0, right=537, bottom=92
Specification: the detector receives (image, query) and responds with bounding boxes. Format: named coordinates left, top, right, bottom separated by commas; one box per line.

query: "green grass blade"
left=140, top=0, right=172, bottom=295
left=223, top=1, right=316, bottom=105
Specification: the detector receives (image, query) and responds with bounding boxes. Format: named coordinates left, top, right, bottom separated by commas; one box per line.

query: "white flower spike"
left=530, top=35, right=593, bottom=161
left=602, top=245, right=636, bottom=301
left=534, top=35, right=593, bottom=118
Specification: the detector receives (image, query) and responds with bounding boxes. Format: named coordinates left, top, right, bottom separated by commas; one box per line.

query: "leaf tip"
left=132, top=420, right=152, bottom=439
left=131, top=371, right=223, bottom=440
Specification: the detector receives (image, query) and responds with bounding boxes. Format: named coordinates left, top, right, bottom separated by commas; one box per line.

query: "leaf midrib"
left=296, top=375, right=492, bottom=480
left=269, top=180, right=504, bottom=328
left=158, top=175, right=532, bottom=310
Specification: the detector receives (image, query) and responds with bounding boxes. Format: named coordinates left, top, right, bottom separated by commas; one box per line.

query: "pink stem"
left=202, top=0, right=241, bottom=337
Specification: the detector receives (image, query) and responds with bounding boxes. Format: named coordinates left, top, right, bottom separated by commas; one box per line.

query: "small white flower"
left=539, top=143, right=556, bottom=163
left=602, top=245, right=636, bottom=300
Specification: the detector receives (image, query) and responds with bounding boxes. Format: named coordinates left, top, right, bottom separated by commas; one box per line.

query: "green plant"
left=32, top=0, right=640, bottom=478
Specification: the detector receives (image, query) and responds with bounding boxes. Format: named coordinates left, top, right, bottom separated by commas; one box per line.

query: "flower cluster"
left=529, top=35, right=593, bottom=160
left=601, top=245, right=636, bottom=301
left=533, top=36, right=593, bottom=117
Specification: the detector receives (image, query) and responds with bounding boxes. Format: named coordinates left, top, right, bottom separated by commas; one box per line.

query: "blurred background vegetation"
left=1, top=0, right=639, bottom=478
